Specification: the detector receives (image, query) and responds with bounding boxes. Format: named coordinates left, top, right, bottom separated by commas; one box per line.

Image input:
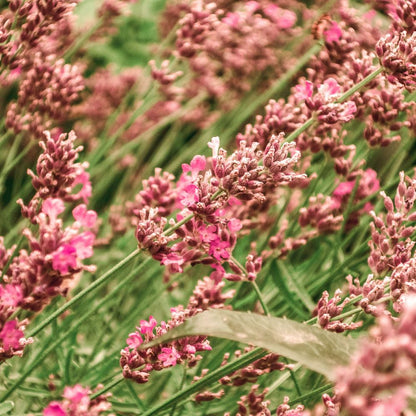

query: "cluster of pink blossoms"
left=312, top=169, right=416, bottom=333
left=129, top=134, right=304, bottom=283
left=43, top=384, right=113, bottom=416
left=0, top=130, right=97, bottom=360
left=334, top=294, right=416, bottom=415
left=299, top=168, right=380, bottom=236
left=294, top=77, right=357, bottom=125
left=121, top=277, right=234, bottom=383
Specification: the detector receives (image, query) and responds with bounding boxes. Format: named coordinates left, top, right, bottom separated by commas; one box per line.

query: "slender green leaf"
left=143, top=309, right=359, bottom=381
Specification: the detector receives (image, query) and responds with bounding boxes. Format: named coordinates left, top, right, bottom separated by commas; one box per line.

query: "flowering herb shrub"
left=0, top=0, right=416, bottom=414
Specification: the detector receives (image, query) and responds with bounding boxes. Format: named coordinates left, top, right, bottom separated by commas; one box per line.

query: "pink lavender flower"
left=181, top=155, right=206, bottom=178
left=331, top=169, right=380, bottom=212
left=42, top=198, right=65, bottom=223
left=6, top=56, right=84, bottom=137
left=0, top=318, right=32, bottom=360
left=294, top=80, right=313, bottom=102
left=223, top=12, right=240, bottom=28
left=51, top=245, right=78, bottom=274
left=314, top=289, right=362, bottom=333
left=72, top=205, right=97, bottom=228
left=0, top=320, right=24, bottom=350
left=335, top=295, right=416, bottom=415
left=324, top=21, right=342, bottom=43
left=43, top=384, right=113, bottom=416
left=224, top=384, right=271, bottom=415
left=43, top=402, right=66, bottom=416
left=209, top=239, right=231, bottom=261
left=368, top=172, right=416, bottom=275
left=377, top=31, right=416, bottom=91
left=121, top=278, right=234, bottom=384
left=139, top=316, right=157, bottom=335
left=178, top=183, right=200, bottom=208
left=127, top=332, right=143, bottom=349
left=276, top=396, right=306, bottom=415
left=0, top=284, right=23, bottom=308
left=26, top=131, right=91, bottom=206
left=263, top=5, right=296, bottom=29
left=158, top=346, right=181, bottom=367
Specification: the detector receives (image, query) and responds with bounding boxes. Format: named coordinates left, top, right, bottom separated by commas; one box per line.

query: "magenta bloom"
left=127, top=332, right=143, bottom=349
left=0, top=284, right=23, bottom=307
left=209, top=239, right=231, bottom=261
left=324, top=21, right=342, bottom=42
left=331, top=180, right=355, bottom=210
left=52, top=244, right=78, bottom=274
left=43, top=402, right=67, bottom=416
left=158, top=346, right=180, bottom=367
left=42, top=198, right=65, bottom=222
left=161, top=253, right=185, bottom=273
left=227, top=218, right=242, bottom=232
left=182, top=155, right=206, bottom=178
left=264, top=5, right=296, bottom=29
left=70, top=232, right=95, bottom=260
left=72, top=204, right=97, bottom=228
left=294, top=80, right=313, bottom=101
left=0, top=320, right=24, bottom=350
left=178, top=184, right=199, bottom=207
left=139, top=316, right=157, bottom=335
left=198, top=223, right=218, bottom=243
left=318, top=78, right=341, bottom=98
left=223, top=12, right=240, bottom=28
left=63, top=384, right=89, bottom=404
left=72, top=172, right=92, bottom=204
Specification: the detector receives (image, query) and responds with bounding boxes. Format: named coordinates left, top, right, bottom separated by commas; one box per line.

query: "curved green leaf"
left=142, top=309, right=359, bottom=381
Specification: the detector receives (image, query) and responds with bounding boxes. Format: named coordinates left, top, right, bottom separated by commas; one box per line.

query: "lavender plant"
left=0, top=0, right=415, bottom=415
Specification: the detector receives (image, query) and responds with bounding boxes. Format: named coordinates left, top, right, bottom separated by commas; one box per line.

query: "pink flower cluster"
left=132, top=134, right=302, bottom=282
left=0, top=130, right=97, bottom=360
left=368, top=171, right=416, bottom=275
left=153, top=0, right=303, bottom=126
left=335, top=295, right=416, bottom=415
left=299, top=168, right=380, bottom=235
left=25, top=131, right=92, bottom=206
left=43, top=384, right=114, bottom=416
left=6, top=56, right=84, bottom=137
left=294, top=77, right=357, bottom=124
left=121, top=277, right=234, bottom=383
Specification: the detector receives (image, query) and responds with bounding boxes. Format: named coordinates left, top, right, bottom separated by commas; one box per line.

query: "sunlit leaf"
left=142, top=309, right=359, bottom=381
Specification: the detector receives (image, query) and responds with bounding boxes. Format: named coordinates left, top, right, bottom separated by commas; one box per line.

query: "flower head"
left=0, top=320, right=24, bottom=350
left=158, top=346, right=181, bottom=367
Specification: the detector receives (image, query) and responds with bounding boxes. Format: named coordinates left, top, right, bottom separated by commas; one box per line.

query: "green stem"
left=336, top=66, right=383, bottom=103
left=0, top=130, right=12, bottom=148
left=90, top=375, right=125, bottom=400
left=0, top=133, right=24, bottom=193
left=287, top=383, right=333, bottom=406
left=0, top=256, right=148, bottom=401
left=91, top=93, right=159, bottom=168
left=0, top=140, right=36, bottom=186
left=251, top=280, right=270, bottom=316
left=169, top=366, right=188, bottom=416
left=125, top=381, right=145, bottom=411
